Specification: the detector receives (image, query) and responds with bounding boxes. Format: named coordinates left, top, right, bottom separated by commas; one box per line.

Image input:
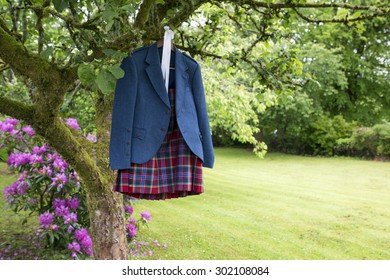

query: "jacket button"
left=161, top=128, right=166, bottom=132
left=166, top=109, right=170, bottom=115
left=127, top=129, right=131, bottom=133
left=127, top=141, right=131, bottom=144
left=125, top=153, right=130, bottom=156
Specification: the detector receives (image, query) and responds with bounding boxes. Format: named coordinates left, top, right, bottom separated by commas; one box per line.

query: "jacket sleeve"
left=109, top=56, right=138, bottom=170
left=192, top=64, right=215, bottom=168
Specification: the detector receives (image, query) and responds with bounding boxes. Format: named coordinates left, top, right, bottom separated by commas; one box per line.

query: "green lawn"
left=1, top=148, right=390, bottom=259
left=0, top=163, right=41, bottom=259
left=132, top=148, right=390, bottom=260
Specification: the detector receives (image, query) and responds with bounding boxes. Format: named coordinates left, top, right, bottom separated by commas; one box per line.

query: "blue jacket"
left=109, top=42, right=214, bottom=170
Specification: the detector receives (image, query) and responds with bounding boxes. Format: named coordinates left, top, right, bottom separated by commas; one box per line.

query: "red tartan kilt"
left=114, top=88, right=203, bottom=200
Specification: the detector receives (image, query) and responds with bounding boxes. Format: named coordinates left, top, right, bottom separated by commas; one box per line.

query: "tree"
left=1, top=0, right=388, bottom=259
left=295, top=0, right=390, bottom=125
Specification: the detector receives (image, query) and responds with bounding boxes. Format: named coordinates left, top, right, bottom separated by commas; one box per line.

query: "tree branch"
left=0, top=96, right=104, bottom=193
left=46, top=7, right=99, bottom=30
left=38, top=118, right=109, bottom=191
left=0, top=18, right=77, bottom=92
left=3, top=4, right=99, bottom=30
left=177, top=44, right=223, bottom=59
left=0, top=95, right=35, bottom=122
left=35, top=5, right=45, bottom=54
left=166, top=0, right=207, bottom=29
left=293, top=8, right=382, bottom=23
left=233, top=0, right=390, bottom=13
left=134, top=0, right=155, bottom=29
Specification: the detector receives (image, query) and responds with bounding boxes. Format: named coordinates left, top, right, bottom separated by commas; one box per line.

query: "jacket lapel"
left=175, top=48, right=189, bottom=112
left=145, top=43, right=189, bottom=110
left=145, top=43, right=170, bottom=108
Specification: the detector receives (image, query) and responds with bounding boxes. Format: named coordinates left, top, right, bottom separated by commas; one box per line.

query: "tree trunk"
left=87, top=180, right=128, bottom=259
left=89, top=93, right=129, bottom=260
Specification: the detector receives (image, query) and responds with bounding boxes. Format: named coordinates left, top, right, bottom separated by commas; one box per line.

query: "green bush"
left=348, top=122, right=390, bottom=159
left=258, top=92, right=319, bottom=155
left=309, top=115, right=357, bottom=156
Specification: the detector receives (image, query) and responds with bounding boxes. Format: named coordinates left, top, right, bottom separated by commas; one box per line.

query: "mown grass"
left=132, top=148, right=390, bottom=260
left=1, top=148, right=390, bottom=259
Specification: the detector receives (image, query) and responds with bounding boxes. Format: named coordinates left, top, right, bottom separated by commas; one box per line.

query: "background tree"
left=295, top=1, right=390, bottom=125
left=0, top=0, right=388, bottom=259
left=258, top=0, right=389, bottom=155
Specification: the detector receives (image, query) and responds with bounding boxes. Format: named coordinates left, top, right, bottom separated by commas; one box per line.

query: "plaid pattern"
left=114, top=88, right=203, bottom=200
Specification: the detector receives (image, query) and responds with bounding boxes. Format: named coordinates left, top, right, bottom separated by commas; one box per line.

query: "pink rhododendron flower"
left=63, top=212, right=77, bottom=224
left=86, top=133, right=97, bottom=143
left=67, top=197, right=79, bottom=210
left=54, top=205, right=70, bottom=218
left=140, top=211, right=151, bottom=222
left=53, top=198, right=67, bottom=208
left=51, top=173, right=68, bottom=188
left=65, top=118, right=80, bottom=130
left=53, top=157, right=68, bottom=171
left=124, top=205, right=134, bottom=215
left=74, top=228, right=93, bottom=256
left=127, top=224, right=137, bottom=238
left=39, top=212, right=53, bottom=228
left=32, top=144, right=47, bottom=155
left=22, top=125, right=35, bottom=136
left=0, top=119, right=18, bottom=132
left=68, top=241, right=81, bottom=252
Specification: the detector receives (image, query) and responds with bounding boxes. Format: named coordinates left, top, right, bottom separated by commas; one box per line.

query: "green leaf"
left=103, top=49, right=116, bottom=57
left=108, top=64, right=124, bottom=79
left=53, top=0, right=68, bottom=12
left=77, top=64, right=96, bottom=87
left=102, top=6, right=119, bottom=22
left=35, top=175, right=47, bottom=185
left=49, top=232, right=54, bottom=245
left=0, top=147, right=9, bottom=162
left=96, top=70, right=116, bottom=95
left=120, top=4, right=137, bottom=13
left=336, top=8, right=349, bottom=19
left=40, top=46, right=54, bottom=60
left=105, top=20, right=115, bottom=32
left=103, top=49, right=128, bottom=60
left=195, top=42, right=202, bottom=50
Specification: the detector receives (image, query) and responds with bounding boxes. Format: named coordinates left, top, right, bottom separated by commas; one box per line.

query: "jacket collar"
left=145, top=42, right=189, bottom=108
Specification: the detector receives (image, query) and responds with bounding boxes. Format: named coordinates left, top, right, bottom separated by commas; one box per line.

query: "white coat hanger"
left=159, top=26, right=175, bottom=93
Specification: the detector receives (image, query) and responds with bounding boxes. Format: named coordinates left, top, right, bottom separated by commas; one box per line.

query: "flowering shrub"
left=0, top=117, right=93, bottom=259
left=1, top=117, right=165, bottom=260
left=123, top=198, right=150, bottom=240
left=122, top=198, right=168, bottom=258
